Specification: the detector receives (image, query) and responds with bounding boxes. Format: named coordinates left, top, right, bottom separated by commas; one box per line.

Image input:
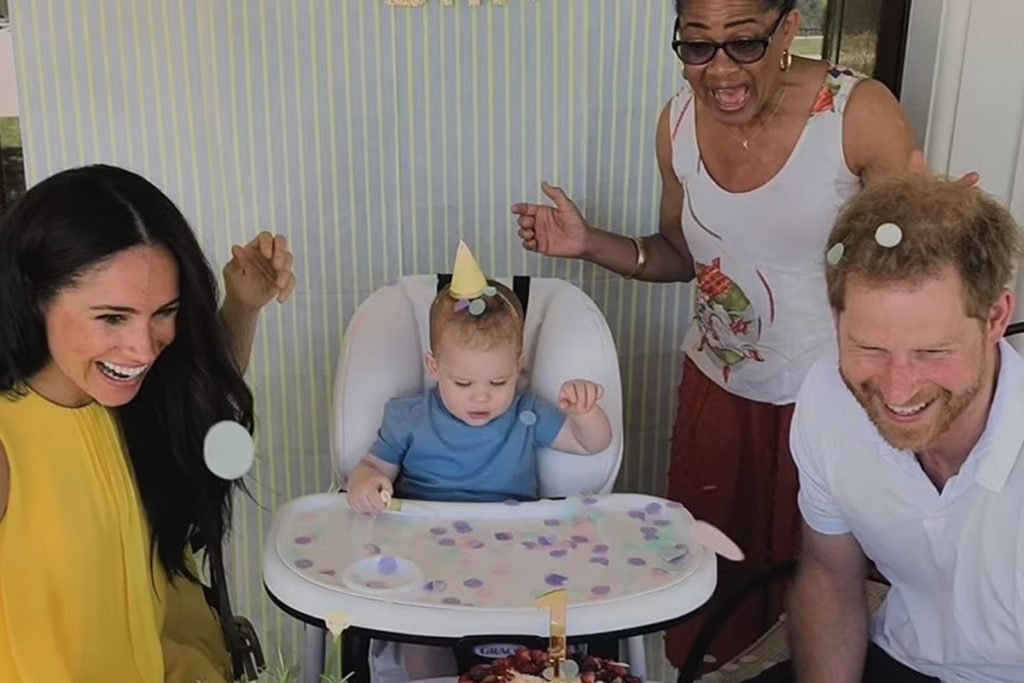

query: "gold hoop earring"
left=780, top=49, right=792, bottom=71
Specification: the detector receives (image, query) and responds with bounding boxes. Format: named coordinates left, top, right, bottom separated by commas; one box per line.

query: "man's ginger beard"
left=841, top=369, right=982, bottom=452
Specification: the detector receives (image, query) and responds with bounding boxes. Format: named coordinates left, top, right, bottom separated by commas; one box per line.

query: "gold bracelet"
left=623, top=235, right=647, bottom=280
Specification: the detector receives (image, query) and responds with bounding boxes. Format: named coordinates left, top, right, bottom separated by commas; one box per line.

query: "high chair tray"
left=263, top=493, right=717, bottom=639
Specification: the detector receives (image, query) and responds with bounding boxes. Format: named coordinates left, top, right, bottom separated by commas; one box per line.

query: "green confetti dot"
left=826, top=242, right=845, bottom=266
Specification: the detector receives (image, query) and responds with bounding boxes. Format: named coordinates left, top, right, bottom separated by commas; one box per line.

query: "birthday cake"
left=458, top=648, right=642, bottom=683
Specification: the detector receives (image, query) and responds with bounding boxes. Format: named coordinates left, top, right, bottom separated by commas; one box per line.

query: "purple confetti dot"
left=439, top=538, right=456, bottom=547
left=543, top=519, right=561, bottom=527
left=645, top=502, right=663, bottom=514
left=571, top=535, right=589, bottom=543
left=441, top=597, right=462, bottom=605
left=667, top=501, right=684, bottom=509
left=495, top=532, right=513, bottom=541
left=537, top=536, right=554, bottom=547
left=549, top=549, right=568, bottom=558
left=453, top=521, right=473, bottom=533
left=590, top=585, right=611, bottom=595
left=295, top=559, right=313, bottom=569
left=463, top=578, right=484, bottom=588
left=593, top=544, right=609, bottom=554
left=653, top=519, right=671, bottom=527
left=503, top=500, right=522, bottom=506
left=294, top=536, right=313, bottom=545
left=430, top=527, right=447, bottom=536
left=627, top=557, right=647, bottom=566
left=589, top=557, right=610, bottom=566
left=582, top=496, right=598, bottom=505
left=522, top=541, right=537, bottom=549
left=468, top=540, right=485, bottom=549
left=424, top=580, right=447, bottom=592
left=364, top=544, right=382, bottom=555
left=640, top=526, right=657, bottom=535
left=377, top=556, right=398, bottom=575
left=318, top=569, right=337, bottom=576
left=544, top=573, right=568, bottom=587
left=628, top=510, right=646, bottom=521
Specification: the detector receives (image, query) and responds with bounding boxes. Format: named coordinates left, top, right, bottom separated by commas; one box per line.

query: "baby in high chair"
left=345, top=242, right=613, bottom=681
left=347, top=241, right=613, bottom=513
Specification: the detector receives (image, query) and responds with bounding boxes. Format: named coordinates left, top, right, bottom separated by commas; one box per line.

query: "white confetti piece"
left=203, top=421, right=255, bottom=480
left=875, top=222, right=903, bottom=248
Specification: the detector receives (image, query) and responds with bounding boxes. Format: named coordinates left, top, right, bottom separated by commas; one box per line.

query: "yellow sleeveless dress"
left=0, top=389, right=232, bottom=682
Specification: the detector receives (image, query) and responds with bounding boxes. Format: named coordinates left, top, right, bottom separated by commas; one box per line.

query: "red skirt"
left=664, top=357, right=801, bottom=669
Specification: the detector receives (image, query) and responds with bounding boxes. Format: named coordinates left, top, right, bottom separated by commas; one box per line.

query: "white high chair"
left=296, top=274, right=641, bottom=682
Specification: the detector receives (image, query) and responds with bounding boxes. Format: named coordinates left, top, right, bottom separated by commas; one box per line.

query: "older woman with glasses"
left=512, top=0, right=921, bottom=669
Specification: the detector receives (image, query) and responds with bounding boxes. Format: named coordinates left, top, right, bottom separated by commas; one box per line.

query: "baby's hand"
left=347, top=474, right=393, bottom=514
left=559, top=379, right=605, bottom=415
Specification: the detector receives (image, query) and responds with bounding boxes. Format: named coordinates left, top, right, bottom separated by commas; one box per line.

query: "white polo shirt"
left=792, top=340, right=1024, bottom=683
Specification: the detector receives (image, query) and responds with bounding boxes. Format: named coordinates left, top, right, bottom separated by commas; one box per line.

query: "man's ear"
left=987, top=290, right=1015, bottom=343
left=424, top=351, right=440, bottom=380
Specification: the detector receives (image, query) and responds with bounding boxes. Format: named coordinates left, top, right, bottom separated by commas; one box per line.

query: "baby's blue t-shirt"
left=368, top=387, right=567, bottom=502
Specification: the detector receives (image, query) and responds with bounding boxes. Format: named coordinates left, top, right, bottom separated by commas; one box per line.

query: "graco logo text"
left=474, top=643, right=523, bottom=659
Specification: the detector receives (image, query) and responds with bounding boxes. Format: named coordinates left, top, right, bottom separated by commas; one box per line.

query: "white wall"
left=903, top=0, right=1024, bottom=330
left=0, top=24, right=17, bottom=116
left=901, top=0, right=945, bottom=151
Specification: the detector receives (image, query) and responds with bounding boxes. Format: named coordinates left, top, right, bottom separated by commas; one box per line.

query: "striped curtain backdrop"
left=10, top=0, right=689, bottom=674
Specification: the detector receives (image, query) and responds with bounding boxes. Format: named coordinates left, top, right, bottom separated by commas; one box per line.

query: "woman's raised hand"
left=511, top=182, right=591, bottom=258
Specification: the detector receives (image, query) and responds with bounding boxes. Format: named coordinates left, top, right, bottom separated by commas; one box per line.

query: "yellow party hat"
left=449, top=240, right=488, bottom=300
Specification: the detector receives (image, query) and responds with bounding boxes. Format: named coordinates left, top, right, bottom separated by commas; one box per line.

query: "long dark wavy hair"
left=0, top=164, right=253, bottom=673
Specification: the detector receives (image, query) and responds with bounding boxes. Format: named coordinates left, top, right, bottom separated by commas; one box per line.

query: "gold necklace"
left=721, top=85, right=789, bottom=151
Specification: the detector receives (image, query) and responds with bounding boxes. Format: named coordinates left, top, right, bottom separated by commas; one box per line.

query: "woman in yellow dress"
left=0, top=165, right=295, bottom=682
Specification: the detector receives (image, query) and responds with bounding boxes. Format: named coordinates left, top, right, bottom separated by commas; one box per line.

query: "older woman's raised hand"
left=908, top=149, right=980, bottom=188
left=511, top=182, right=591, bottom=258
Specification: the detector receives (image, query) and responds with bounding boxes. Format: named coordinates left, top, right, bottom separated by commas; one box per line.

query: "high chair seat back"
left=331, top=275, right=623, bottom=498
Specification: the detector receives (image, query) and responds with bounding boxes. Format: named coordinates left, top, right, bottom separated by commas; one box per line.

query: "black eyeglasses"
left=671, top=11, right=788, bottom=66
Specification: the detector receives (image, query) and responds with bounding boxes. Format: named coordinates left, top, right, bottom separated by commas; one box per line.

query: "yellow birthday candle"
left=324, top=612, right=352, bottom=680
left=537, top=589, right=569, bottom=682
